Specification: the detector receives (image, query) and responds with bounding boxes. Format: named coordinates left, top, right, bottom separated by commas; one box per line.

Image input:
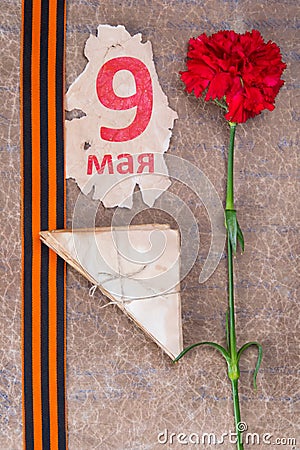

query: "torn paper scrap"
left=65, top=24, right=178, bottom=208
left=40, top=225, right=183, bottom=359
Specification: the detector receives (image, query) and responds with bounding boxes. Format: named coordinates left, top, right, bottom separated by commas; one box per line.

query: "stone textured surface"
left=1, top=0, right=299, bottom=449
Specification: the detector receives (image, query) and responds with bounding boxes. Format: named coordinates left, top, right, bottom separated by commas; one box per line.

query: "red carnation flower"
left=180, top=29, right=287, bottom=123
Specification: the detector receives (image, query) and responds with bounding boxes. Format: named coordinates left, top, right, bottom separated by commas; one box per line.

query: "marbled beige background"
left=0, top=0, right=299, bottom=449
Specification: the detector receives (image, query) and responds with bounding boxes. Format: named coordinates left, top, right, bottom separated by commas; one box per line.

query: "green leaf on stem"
left=225, top=209, right=244, bottom=253
left=225, top=209, right=238, bottom=253
left=237, top=341, right=263, bottom=390
left=173, top=341, right=231, bottom=365
left=237, top=220, right=245, bottom=253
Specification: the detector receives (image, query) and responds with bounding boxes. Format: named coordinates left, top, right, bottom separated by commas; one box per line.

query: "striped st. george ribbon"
left=20, top=1, right=67, bottom=448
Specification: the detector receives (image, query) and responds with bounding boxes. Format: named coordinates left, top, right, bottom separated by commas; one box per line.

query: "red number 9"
left=96, top=56, right=153, bottom=142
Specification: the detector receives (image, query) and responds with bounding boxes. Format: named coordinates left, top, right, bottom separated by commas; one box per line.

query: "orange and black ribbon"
left=21, top=1, right=67, bottom=448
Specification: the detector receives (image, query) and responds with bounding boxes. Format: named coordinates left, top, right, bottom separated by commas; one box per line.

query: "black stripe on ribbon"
left=55, top=2, right=67, bottom=448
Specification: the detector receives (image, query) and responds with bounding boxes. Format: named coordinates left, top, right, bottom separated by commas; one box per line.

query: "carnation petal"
left=205, top=72, right=233, bottom=100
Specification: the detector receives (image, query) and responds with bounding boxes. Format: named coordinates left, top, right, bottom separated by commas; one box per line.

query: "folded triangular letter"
left=40, top=225, right=183, bottom=359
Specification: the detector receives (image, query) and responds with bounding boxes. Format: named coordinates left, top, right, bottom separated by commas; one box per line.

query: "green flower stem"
left=226, top=123, right=238, bottom=368
left=227, top=229, right=243, bottom=449
left=226, top=121, right=243, bottom=450
left=226, top=122, right=236, bottom=211
left=227, top=233, right=237, bottom=368
left=231, top=379, right=243, bottom=449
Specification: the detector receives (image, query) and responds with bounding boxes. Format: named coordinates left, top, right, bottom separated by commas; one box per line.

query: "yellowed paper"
left=40, top=226, right=183, bottom=359
left=66, top=25, right=178, bottom=208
